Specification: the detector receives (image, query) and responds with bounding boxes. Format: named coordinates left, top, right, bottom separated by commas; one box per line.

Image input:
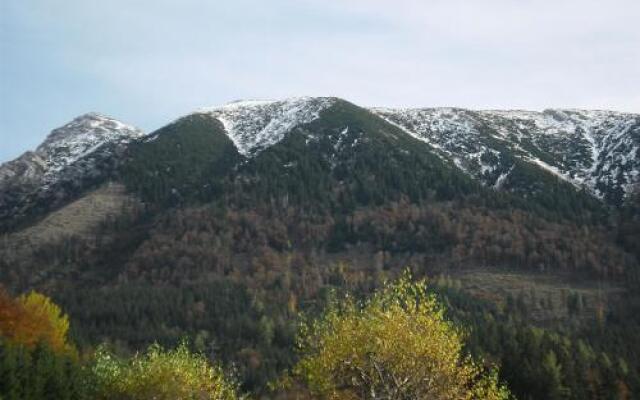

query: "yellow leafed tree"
left=293, top=272, right=512, bottom=400
left=92, top=342, right=240, bottom=400
left=0, top=289, right=72, bottom=354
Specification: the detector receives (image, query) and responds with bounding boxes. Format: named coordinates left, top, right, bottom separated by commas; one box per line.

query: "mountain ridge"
left=373, top=106, right=639, bottom=205
left=1, top=97, right=638, bottom=229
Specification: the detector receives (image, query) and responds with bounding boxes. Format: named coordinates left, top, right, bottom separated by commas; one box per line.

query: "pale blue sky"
left=1, top=0, right=639, bottom=162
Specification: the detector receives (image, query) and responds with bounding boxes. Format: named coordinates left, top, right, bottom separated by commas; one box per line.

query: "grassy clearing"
left=6, top=182, right=136, bottom=247
left=440, top=269, right=625, bottom=324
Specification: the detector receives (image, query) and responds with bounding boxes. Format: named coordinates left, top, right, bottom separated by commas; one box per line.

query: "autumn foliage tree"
left=0, top=291, right=72, bottom=352
left=0, top=288, right=72, bottom=355
left=292, top=272, right=511, bottom=400
left=0, top=288, right=85, bottom=399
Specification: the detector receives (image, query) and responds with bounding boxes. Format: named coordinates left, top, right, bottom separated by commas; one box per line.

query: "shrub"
left=91, top=342, right=239, bottom=400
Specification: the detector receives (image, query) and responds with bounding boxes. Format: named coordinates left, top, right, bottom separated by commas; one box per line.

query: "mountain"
left=374, top=107, right=640, bottom=206
left=2, top=97, right=636, bottom=299
left=0, top=113, right=143, bottom=229
left=1, top=97, right=639, bottom=396
left=192, top=100, right=640, bottom=209
left=2, top=99, right=638, bottom=228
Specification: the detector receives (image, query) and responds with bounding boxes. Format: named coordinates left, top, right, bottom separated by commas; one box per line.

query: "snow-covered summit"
left=35, top=113, right=143, bottom=176
left=0, top=113, right=143, bottom=193
left=373, top=107, right=640, bottom=204
left=196, top=97, right=337, bottom=156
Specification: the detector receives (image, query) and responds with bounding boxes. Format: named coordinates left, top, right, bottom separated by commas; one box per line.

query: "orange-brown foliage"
left=0, top=287, right=72, bottom=354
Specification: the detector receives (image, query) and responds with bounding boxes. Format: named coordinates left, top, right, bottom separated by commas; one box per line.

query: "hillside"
left=1, top=97, right=639, bottom=398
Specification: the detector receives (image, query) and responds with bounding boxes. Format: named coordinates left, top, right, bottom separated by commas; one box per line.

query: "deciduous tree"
left=292, top=272, right=511, bottom=400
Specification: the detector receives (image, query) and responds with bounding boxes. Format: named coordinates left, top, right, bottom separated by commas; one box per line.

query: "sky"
left=1, top=0, right=639, bottom=162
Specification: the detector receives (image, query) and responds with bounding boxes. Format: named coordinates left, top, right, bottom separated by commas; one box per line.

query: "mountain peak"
left=38, top=113, right=142, bottom=152
left=1, top=113, right=144, bottom=193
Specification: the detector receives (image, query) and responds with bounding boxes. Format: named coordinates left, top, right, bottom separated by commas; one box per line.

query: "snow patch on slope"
left=373, top=107, right=640, bottom=203
left=197, top=97, right=336, bottom=156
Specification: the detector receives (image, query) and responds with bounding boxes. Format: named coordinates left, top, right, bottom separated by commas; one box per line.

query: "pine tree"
left=541, top=350, right=569, bottom=400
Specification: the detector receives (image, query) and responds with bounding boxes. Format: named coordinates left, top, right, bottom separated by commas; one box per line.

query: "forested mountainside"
left=1, top=97, right=639, bottom=399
